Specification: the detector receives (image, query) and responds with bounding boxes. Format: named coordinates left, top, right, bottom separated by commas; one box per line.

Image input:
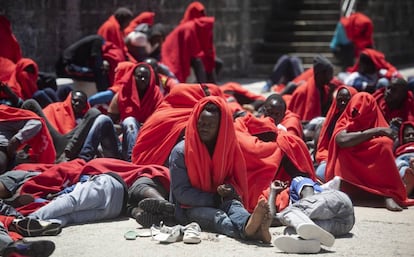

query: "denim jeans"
left=184, top=199, right=250, bottom=239
left=121, top=117, right=141, bottom=162
left=79, top=114, right=122, bottom=161
left=316, top=161, right=327, bottom=182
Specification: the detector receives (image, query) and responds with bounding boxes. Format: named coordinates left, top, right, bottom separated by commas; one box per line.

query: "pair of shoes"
left=297, top=223, right=335, bottom=247
left=151, top=223, right=183, bottom=243
left=273, top=235, right=320, bottom=253
left=183, top=222, right=201, bottom=244
left=9, top=218, right=62, bottom=237
left=3, top=240, right=55, bottom=257
left=138, top=198, right=175, bottom=217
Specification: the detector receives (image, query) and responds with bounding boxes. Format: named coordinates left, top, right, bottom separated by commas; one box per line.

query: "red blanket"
left=117, top=62, right=163, bottom=122
left=347, top=48, right=400, bottom=79
left=15, top=158, right=170, bottom=215
left=234, top=114, right=316, bottom=212
left=395, top=121, right=414, bottom=157
left=7, top=58, right=38, bottom=100
left=102, top=41, right=126, bottom=86
left=316, top=85, right=357, bottom=164
left=185, top=96, right=248, bottom=202
left=161, top=17, right=215, bottom=82
left=373, top=87, right=414, bottom=123
left=0, top=16, right=22, bottom=63
left=180, top=2, right=206, bottom=24
left=0, top=105, right=55, bottom=164
left=43, top=92, right=90, bottom=134
left=326, top=92, right=414, bottom=207
left=131, top=83, right=223, bottom=165
left=124, top=12, right=155, bottom=35
left=98, top=15, right=126, bottom=56
left=340, top=12, right=374, bottom=57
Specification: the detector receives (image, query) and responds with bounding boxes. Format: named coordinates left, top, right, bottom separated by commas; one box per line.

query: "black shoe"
left=135, top=211, right=163, bottom=228
left=138, top=198, right=175, bottom=217
left=9, top=218, right=62, bottom=237
left=3, top=240, right=55, bottom=257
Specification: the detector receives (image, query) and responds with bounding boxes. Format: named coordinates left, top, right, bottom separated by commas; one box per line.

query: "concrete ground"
left=31, top=66, right=414, bottom=256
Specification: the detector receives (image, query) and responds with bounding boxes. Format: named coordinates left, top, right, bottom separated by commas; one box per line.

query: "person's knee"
left=122, top=117, right=140, bottom=133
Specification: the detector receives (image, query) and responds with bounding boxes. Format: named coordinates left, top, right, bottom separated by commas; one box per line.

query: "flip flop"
left=124, top=230, right=139, bottom=240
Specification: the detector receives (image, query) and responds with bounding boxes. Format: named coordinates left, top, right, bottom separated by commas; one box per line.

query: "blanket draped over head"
left=14, top=158, right=170, bottom=215
left=131, top=83, right=223, bottom=165
left=0, top=105, right=55, bottom=164
left=395, top=121, right=414, bottom=157
left=184, top=96, right=248, bottom=203
left=124, top=11, right=155, bottom=35
left=372, top=87, right=414, bottom=123
left=340, top=12, right=374, bottom=57
left=117, top=62, right=163, bottom=122
left=161, top=17, right=215, bottom=83
left=326, top=92, right=414, bottom=207
left=316, top=85, right=358, bottom=164
left=234, top=113, right=316, bottom=212
left=98, top=15, right=126, bottom=55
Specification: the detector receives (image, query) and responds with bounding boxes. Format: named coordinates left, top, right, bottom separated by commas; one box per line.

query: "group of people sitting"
left=0, top=2, right=414, bottom=256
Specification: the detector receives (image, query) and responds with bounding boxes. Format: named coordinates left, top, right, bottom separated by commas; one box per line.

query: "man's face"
left=336, top=88, right=352, bottom=112
left=403, top=126, right=414, bottom=144
left=197, top=109, right=220, bottom=144
left=134, top=66, right=150, bottom=91
left=263, top=99, right=286, bottom=125
left=71, top=91, right=87, bottom=115
left=385, top=83, right=407, bottom=107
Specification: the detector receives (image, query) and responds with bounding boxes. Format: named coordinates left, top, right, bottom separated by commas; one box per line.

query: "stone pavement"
left=30, top=66, right=414, bottom=256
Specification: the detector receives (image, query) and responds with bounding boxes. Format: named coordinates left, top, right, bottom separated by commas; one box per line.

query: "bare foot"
left=245, top=199, right=268, bottom=238
left=403, top=168, right=414, bottom=197
left=257, top=211, right=272, bottom=244
left=385, top=197, right=403, bottom=211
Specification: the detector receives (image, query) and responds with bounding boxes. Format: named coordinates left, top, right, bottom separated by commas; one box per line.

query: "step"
left=271, top=10, right=339, bottom=21
left=253, top=52, right=335, bottom=65
left=282, top=0, right=340, bottom=11
left=264, top=31, right=334, bottom=43
left=258, top=42, right=331, bottom=53
left=266, top=20, right=338, bottom=32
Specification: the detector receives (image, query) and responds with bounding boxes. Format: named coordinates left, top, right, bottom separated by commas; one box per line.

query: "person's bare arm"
left=335, top=127, right=395, bottom=148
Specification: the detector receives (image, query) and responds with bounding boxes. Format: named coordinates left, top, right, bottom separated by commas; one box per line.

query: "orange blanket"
left=326, top=92, right=414, bottom=207
left=185, top=96, right=248, bottom=202
left=0, top=105, right=55, bottom=164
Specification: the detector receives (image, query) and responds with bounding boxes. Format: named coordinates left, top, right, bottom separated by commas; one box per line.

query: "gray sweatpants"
left=29, top=174, right=124, bottom=227
left=277, top=190, right=355, bottom=236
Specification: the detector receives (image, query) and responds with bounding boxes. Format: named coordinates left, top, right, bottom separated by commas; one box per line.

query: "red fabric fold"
left=0, top=105, right=56, bottom=164
left=185, top=96, right=248, bottom=202
left=124, top=12, right=155, bottom=35
left=340, top=12, right=374, bottom=57
left=373, top=87, right=414, bottom=123
left=7, top=58, right=39, bottom=100
left=326, top=92, right=414, bottom=207
left=180, top=2, right=206, bottom=24
left=98, top=15, right=126, bottom=55
left=0, top=16, right=22, bottom=63
left=395, top=121, right=414, bottom=157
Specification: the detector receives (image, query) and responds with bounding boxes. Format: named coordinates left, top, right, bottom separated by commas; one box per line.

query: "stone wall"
left=2, top=0, right=413, bottom=78
left=2, top=0, right=272, bottom=78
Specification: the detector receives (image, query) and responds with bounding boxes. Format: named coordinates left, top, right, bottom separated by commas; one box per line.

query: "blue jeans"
left=121, top=117, right=140, bottom=162
left=79, top=114, right=122, bottom=161
left=184, top=199, right=250, bottom=239
left=316, top=161, right=327, bottom=182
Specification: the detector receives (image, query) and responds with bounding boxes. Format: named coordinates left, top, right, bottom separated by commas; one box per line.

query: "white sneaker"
left=297, top=223, right=335, bottom=247
left=321, top=176, right=341, bottom=191
left=183, top=222, right=201, bottom=244
left=151, top=224, right=183, bottom=243
left=273, top=235, right=320, bottom=253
